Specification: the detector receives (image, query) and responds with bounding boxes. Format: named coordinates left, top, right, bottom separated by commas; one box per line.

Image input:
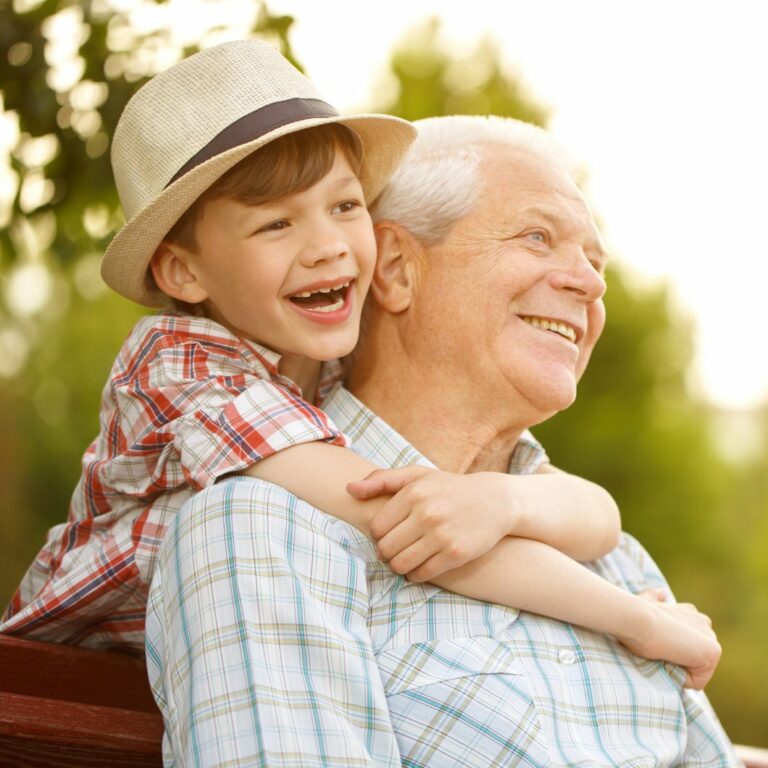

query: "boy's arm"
left=242, top=443, right=620, bottom=564
left=238, top=442, right=384, bottom=537
left=358, top=462, right=620, bottom=566
left=526, top=461, right=621, bottom=559
left=240, top=442, right=719, bottom=688
left=434, top=537, right=721, bottom=690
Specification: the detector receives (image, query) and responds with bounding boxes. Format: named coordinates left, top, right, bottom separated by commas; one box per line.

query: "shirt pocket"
left=376, top=635, right=521, bottom=697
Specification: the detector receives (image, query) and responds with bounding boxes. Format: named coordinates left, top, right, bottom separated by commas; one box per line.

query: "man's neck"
left=348, top=365, right=525, bottom=474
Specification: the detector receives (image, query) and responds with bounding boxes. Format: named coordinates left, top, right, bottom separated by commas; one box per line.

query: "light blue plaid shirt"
left=146, top=385, right=740, bottom=767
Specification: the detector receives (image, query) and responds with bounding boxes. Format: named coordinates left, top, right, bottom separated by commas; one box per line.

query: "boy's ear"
left=372, top=221, right=420, bottom=313
left=150, top=243, right=209, bottom=304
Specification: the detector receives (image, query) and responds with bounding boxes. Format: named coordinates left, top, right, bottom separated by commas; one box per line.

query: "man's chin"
left=522, top=380, right=578, bottom=422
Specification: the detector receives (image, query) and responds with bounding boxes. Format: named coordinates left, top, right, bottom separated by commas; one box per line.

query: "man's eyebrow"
left=514, top=204, right=562, bottom=224
left=516, top=203, right=608, bottom=263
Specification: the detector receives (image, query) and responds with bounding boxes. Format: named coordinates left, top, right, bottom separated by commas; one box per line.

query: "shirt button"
left=558, top=648, right=577, bottom=665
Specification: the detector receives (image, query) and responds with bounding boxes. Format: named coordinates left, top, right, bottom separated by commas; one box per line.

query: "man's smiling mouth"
left=288, top=280, right=351, bottom=314
left=521, top=315, right=577, bottom=343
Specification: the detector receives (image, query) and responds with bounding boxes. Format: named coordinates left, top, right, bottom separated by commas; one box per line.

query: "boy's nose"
left=299, top=232, right=349, bottom=268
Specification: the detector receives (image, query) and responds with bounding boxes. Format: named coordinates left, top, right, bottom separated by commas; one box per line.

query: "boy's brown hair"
left=166, top=123, right=363, bottom=253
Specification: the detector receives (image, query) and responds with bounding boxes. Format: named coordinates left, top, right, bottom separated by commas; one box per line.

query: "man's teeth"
left=293, top=280, right=350, bottom=299
left=522, top=316, right=577, bottom=342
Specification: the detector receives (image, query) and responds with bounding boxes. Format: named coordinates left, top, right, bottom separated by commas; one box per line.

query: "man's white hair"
left=370, top=115, right=581, bottom=244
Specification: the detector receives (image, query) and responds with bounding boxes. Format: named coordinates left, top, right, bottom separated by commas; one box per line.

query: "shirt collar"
left=323, top=385, right=548, bottom=476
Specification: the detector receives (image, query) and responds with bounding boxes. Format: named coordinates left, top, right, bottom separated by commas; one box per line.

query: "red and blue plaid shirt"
left=1, top=313, right=346, bottom=650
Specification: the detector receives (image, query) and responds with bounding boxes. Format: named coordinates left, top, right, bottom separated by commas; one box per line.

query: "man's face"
left=187, top=150, right=376, bottom=364
left=413, top=145, right=607, bottom=419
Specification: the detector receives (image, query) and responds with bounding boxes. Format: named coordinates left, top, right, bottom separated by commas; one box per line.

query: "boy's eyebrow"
left=332, top=175, right=362, bottom=188
left=251, top=175, right=363, bottom=211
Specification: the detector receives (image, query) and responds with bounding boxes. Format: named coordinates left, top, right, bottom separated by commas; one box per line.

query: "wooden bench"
left=0, top=634, right=162, bottom=766
left=1, top=634, right=767, bottom=767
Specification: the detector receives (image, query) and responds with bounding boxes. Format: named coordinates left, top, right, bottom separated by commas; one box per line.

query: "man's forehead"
left=480, top=146, right=600, bottom=220
left=480, top=143, right=579, bottom=195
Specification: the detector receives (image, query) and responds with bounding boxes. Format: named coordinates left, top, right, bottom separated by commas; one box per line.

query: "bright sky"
left=269, top=0, right=768, bottom=411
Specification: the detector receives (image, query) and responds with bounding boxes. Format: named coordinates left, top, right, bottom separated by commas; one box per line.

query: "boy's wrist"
left=610, top=592, right=656, bottom=649
left=497, top=474, right=530, bottom=538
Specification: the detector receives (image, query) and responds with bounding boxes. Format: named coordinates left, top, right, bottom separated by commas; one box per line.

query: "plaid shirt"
left=146, top=385, right=739, bottom=766
left=1, top=313, right=346, bottom=650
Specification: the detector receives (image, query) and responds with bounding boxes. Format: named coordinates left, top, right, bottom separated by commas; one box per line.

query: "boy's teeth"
left=293, top=280, right=349, bottom=299
left=310, top=298, right=344, bottom=313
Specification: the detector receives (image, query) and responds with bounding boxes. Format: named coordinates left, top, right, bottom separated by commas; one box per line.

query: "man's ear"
left=150, top=243, right=209, bottom=304
left=372, top=221, right=420, bottom=313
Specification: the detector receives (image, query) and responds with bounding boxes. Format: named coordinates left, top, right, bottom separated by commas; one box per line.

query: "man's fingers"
left=347, top=465, right=432, bottom=500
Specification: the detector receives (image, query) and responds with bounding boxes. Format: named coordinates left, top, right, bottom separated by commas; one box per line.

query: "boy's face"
left=187, top=151, right=376, bottom=363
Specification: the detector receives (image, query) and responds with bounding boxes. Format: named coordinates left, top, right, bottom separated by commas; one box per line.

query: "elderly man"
left=145, top=116, right=739, bottom=766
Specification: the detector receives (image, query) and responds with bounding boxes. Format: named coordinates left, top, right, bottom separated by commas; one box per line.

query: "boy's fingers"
left=406, top=551, right=456, bottom=583
left=347, top=466, right=432, bottom=500
left=637, top=588, right=667, bottom=603
left=387, top=538, right=433, bottom=576
left=684, top=664, right=713, bottom=690
left=369, top=494, right=414, bottom=541
left=376, top=515, right=428, bottom=561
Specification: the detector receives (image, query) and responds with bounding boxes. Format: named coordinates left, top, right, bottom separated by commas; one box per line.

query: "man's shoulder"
left=184, top=476, right=369, bottom=548
left=592, top=531, right=670, bottom=595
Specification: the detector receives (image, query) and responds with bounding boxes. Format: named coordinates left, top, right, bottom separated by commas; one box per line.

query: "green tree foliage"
left=0, top=4, right=766, bottom=747
left=0, top=0, right=297, bottom=591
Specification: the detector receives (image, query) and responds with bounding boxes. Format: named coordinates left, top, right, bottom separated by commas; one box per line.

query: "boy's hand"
left=618, top=590, right=721, bottom=690
left=348, top=468, right=514, bottom=582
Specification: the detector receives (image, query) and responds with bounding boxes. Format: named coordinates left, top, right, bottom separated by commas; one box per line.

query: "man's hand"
left=347, top=468, right=515, bottom=582
left=618, top=589, right=721, bottom=690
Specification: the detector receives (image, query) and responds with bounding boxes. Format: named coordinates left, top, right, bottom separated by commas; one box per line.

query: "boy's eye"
left=332, top=200, right=362, bottom=215
left=257, top=219, right=289, bottom=234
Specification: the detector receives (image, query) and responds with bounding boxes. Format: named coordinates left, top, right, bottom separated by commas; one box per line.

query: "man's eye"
left=333, top=200, right=362, bottom=214
left=526, top=231, right=547, bottom=243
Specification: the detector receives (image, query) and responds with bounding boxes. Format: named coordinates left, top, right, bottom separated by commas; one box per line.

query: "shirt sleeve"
left=174, top=376, right=349, bottom=490
left=112, top=332, right=349, bottom=494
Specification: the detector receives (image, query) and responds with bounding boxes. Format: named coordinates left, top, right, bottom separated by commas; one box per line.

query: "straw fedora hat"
left=101, top=39, right=416, bottom=309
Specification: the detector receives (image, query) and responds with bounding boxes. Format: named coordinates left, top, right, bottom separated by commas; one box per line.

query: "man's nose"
left=548, top=254, right=606, bottom=302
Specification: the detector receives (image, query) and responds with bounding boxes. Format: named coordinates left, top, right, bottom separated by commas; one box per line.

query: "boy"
left=2, top=40, right=718, bottom=688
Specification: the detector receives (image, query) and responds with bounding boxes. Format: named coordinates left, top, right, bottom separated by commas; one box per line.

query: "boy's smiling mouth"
left=288, top=279, right=352, bottom=314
